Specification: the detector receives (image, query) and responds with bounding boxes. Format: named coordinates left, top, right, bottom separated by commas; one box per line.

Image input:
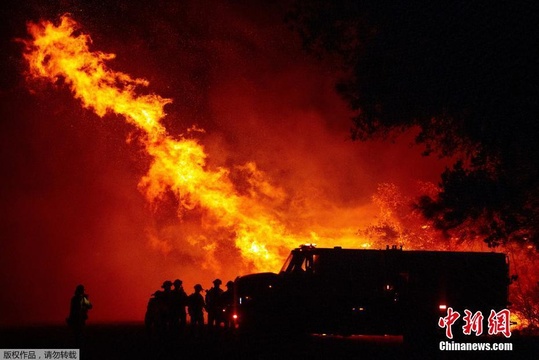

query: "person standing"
left=170, top=279, right=188, bottom=335
left=205, top=279, right=224, bottom=330
left=187, top=284, right=205, bottom=336
left=66, top=284, right=92, bottom=346
left=156, top=280, right=173, bottom=336
left=221, top=280, right=235, bottom=330
left=144, top=290, right=161, bottom=336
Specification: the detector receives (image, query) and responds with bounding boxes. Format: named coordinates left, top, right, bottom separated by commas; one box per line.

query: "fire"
left=24, top=15, right=337, bottom=272
left=21, top=16, right=539, bottom=331
left=25, top=17, right=168, bottom=139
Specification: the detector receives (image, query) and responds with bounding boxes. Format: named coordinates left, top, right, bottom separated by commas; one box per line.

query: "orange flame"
left=24, top=15, right=340, bottom=272
left=20, top=15, right=539, bottom=331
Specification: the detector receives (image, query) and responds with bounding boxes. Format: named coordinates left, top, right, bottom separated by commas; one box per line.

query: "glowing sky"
left=0, top=0, right=453, bottom=325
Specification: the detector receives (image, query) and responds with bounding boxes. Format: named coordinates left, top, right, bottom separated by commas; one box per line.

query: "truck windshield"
left=280, top=251, right=319, bottom=274
left=280, top=253, right=293, bottom=273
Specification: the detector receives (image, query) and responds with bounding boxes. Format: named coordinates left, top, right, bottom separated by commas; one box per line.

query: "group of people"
left=145, top=278, right=235, bottom=338
left=65, top=279, right=236, bottom=344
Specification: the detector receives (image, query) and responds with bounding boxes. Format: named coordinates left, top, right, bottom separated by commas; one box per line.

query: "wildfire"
left=21, top=14, right=539, bottom=334
left=24, top=15, right=346, bottom=272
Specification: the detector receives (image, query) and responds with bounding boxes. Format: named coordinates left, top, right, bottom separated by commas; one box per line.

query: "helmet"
left=173, top=279, right=183, bottom=286
left=75, top=284, right=85, bottom=295
left=194, top=284, right=203, bottom=291
left=226, top=281, right=234, bottom=288
left=162, top=280, right=173, bottom=289
left=213, top=278, right=222, bottom=285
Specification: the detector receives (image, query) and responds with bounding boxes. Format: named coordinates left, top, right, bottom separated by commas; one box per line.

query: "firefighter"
left=155, top=280, right=173, bottom=336
left=66, top=284, right=92, bottom=346
left=221, top=280, right=235, bottom=329
left=205, top=278, right=224, bottom=330
left=188, top=284, right=205, bottom=336
left=170, top=279, right=188, bottom=334
left=144, top=291, right=160, bottom=335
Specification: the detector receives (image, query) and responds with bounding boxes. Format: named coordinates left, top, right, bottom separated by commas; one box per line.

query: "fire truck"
left=233, top=245, right=510, bottom=342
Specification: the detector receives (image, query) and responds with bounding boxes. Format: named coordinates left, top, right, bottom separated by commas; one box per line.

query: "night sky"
left=0, top=0, right=453, bottom=326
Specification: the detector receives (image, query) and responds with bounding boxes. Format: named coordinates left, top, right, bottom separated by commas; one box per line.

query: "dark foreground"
left=1, top=324, right=538, bottom=360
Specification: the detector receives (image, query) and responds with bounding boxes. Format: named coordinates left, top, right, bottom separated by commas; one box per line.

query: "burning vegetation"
left=356, top=182, right=539, bottom=332
left=20, top=13, right=539, bottom=333
left=23, top=15, right=376, bottom=275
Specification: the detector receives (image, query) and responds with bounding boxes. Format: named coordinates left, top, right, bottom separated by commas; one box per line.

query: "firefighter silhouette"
left=188, top=284, right=205, bottom=336
left=150, top=280, right=173, bottom=337
left=170, top=279, right=188, bottom=334
left=205, top=278, right=224, bottom=330
left=221, top=280, right=235, bottom=329
left=144, top=290, right=161, bottom=335
left=66, top=284, right=92, bottom=346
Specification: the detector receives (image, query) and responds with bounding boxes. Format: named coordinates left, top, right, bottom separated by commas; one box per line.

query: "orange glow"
left=20, top=16, right=539, bottom=331
left=23, top=15, right=371, bottom=273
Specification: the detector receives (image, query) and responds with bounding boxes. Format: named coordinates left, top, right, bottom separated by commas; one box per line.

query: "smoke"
left=0, top=0, right=451, bottom=325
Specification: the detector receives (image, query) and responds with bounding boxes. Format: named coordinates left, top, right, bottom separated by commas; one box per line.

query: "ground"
left=1, top=323, right=538, bottom=360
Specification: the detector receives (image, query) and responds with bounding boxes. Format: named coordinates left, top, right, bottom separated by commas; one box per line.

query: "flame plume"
left=23, top=15, right=321, bottom=271
left=20, top=16, right=539, bottom=331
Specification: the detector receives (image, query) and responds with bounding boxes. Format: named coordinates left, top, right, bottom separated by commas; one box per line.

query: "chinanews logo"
left=439, top=341, right=513, bottom=351
left=438, top=308, right=513, bottom=352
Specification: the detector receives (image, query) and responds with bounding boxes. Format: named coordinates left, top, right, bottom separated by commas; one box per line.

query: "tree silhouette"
left=287, top=0, right=539, bottom=248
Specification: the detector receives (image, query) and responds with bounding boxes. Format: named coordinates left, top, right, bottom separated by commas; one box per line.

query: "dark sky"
left=0, top=0, right=451, bottom=325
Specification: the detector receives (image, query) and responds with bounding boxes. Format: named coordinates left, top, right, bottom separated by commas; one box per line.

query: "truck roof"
left=293, top=245, right=506, bottom=258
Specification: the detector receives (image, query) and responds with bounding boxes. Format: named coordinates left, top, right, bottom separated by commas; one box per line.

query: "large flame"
left=24, top=15, right=366, bottom=272
left=20, top=14, right=539, bottom=332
